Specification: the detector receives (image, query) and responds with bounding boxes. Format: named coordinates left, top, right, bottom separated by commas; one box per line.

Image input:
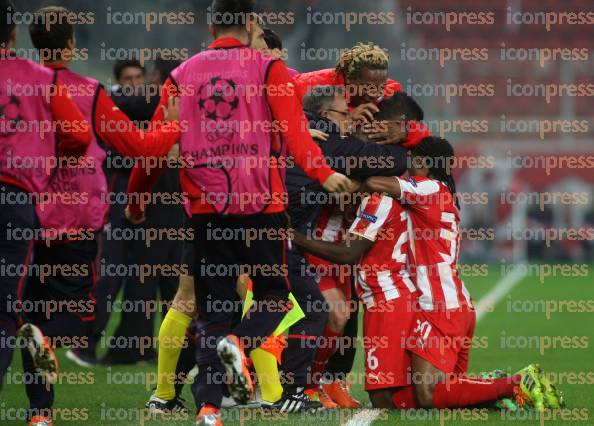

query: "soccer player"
left=291, top=90, right=426, bottom=408
left=295, top=43, right=405, bottom=142
left=17, top=7, right=180, bottom=424
left=292, top=44, right=428, bottom=405
left=143, top=22, right=308, bottom=415
left=293, top=186, right=419, bottom=407
left=0, top=0, right=92, bottom=389
left=126, top=1, right=353, bottom=423
left=362, top=136, right=564, bottom=411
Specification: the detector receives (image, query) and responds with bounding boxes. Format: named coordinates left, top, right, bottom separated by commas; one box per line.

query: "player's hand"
left=366, top=120, right=407, bottom=145
left=347, top=179, right=362, bottom=193
left=322, top=172, right=355, bottom=193
left=350, top=102, right=379, bottom=124
left=368, top=131, right=407, bottom=145
left=309, top=128, right=329, bottom=141
left=163, top=96, right=180, bottom=122
left=125, top=206, right=146, bottom=225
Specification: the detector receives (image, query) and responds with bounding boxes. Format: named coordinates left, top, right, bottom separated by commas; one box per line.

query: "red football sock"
left=308, top=326, right=341, bottom=388
left=432, top=376, right=517, bottom=408
left=391, top=386, right=418, bottom=408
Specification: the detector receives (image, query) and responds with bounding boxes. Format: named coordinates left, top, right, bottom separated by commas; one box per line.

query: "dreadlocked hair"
left=335, top=42, right=389, bottom=81
left=412, top=136, right=460, bottom=209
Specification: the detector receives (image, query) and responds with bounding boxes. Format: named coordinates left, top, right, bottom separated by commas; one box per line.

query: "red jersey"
left=305, top=206, right=353, bottom=295
left=397, top=176, right=472, bottom=311
left=349, top=194, right=416, bottom=308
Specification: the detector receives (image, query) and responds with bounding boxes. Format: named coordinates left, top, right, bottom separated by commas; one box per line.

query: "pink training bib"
left=0, top=56, right=57, bottom=193
left=172, top=46, right=284, bottom=215
left=35, top=68, right=107, bottom=238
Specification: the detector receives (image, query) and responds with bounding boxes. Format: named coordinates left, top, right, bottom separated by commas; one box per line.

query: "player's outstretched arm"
left=94, top=86, right=180, bottom=158
left=293, top=232, right=372, bottom=265
left=266, top=60, right=354, bottom=192
left=365, top=176, right=402, bottom=199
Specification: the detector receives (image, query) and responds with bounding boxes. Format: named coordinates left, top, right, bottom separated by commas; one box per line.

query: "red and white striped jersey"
left=306, top=205, right=353, bottom=292
left=397, top=175, right=472, bottom=311
left=349, top=194, right=416, bottom=308
left=311, top=205, right=351, bottom=243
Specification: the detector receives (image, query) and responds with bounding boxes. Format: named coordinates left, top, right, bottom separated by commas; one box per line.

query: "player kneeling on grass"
left=360, top=136, right=565, bottom=411
left=294, top=185, right=420, bottom=406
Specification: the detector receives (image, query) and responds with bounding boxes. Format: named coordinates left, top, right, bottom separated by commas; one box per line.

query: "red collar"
left=208, top=37, right=246, bottom=49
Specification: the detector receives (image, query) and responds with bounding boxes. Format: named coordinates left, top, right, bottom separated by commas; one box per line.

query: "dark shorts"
left=22, top=237, right=99, bottom=324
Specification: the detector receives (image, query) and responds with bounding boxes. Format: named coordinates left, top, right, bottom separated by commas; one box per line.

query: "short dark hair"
left=263, top=28, right=282, bottom=50
left=114, top=59, right=144, bottom=81
left=29, top=7, right=74, bottom=58
left=0, top=0, right=16, bottom=45
left=210, top=0, right=255, bottom=30
left=153, top=57, right=181, bottom=84
left=375, top=92, right=424, bottom=122
left=302, top=85, right=345, bottom=114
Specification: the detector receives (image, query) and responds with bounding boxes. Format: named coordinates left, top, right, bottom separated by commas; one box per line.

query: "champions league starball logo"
left=197, top=76, right=239, bottom=142
left=0, top=92, right=23, bottom=138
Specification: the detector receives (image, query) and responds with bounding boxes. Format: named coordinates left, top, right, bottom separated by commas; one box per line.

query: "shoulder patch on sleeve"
left=359, top=212, right=378, bottom=223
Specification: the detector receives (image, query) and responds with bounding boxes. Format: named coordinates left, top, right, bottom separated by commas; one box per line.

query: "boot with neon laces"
left=304, top=387, right=338, bottom=409
left=195, top=404, right=222, bottom=426
left=18, top=324, right=58, bottom=384
left=216, top=335, right=254, bottom=405
left=321, top=379, right=362, bottom=408
left=535, top=365, right=565, bottom=409
left=515, top=364, right=547, bottom=411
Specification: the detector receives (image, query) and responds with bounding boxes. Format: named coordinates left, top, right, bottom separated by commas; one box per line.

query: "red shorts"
left=407, top=306, right=476, bottom=374
left=363, top=294, right=417, bottom=391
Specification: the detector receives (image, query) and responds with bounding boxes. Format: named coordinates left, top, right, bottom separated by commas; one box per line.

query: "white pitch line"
left=342, top=265, right=528, bottom=426
left=475, top=263, right=528, bottom=323
left=343, top=409, right=382, bottom=426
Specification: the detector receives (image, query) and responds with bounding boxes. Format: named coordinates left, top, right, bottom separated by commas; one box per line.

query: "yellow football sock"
left=154, top=308, right=192, bottom=400
left=241, top=278, right=305, bottom=403
left=250, top=347, right=283, bottom=403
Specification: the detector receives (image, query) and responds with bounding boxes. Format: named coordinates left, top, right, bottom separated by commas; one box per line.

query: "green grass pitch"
left=3, top=264, right=593, bottom=425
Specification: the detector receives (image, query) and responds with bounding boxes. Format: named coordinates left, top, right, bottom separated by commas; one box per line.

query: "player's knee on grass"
left=171, top=275, right=196, bottom=316
left=369, top=389, right=394, bottom=408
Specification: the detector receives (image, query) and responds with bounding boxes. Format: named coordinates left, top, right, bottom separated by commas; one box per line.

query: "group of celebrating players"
left=0, top=0, right=566, bottom=425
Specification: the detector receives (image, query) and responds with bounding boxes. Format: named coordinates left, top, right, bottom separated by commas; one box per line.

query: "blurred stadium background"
left=4, top=0, right=594, bottom=425
left=15, top=0, right=594, bottom=263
